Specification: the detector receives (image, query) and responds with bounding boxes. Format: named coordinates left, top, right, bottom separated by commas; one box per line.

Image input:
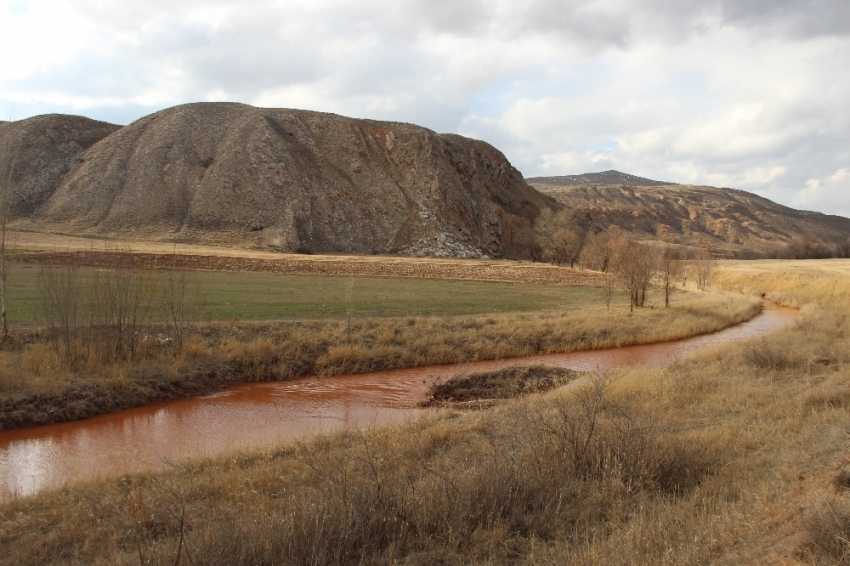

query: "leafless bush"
left=160, top=255, right=196, bottom=352
left=38, top=259, right=81, bottom=365
left=89, top=249, right=159, bottom=361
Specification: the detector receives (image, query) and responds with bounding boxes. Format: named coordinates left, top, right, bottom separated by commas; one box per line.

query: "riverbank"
left=0, top=292, right=759, bottom=430
left=0, top=261, right=846, bottom=565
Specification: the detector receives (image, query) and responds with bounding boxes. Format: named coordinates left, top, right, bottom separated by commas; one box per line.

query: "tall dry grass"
left=0, top=292, right=759, bottom=429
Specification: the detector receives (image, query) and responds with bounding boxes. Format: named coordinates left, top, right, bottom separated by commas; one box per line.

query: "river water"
left=0, top=303, right=795, bottom=499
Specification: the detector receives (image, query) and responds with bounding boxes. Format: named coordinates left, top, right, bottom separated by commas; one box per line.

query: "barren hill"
left=527, top=170, right=673, bottom=187
left=2, top=103, right=554, bottom=259
left=0, top=115, right=121, bottom=216
left=531, top=181, right=850, bottom=257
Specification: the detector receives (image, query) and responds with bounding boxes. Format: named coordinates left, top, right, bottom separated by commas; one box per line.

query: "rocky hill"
left=527, top=170, right=673, bottom=187
left=2, top=104, right=555, bottom=259
left=0, top=115, right=120, bottom=216
left=531, top=180, right=850, bottom=257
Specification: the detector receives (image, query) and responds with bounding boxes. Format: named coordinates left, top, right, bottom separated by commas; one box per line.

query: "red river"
left=0, top=303, right=795, bottom=499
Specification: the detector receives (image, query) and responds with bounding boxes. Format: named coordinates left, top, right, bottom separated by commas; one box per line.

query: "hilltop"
left=527, top=170, right=674, bottom=187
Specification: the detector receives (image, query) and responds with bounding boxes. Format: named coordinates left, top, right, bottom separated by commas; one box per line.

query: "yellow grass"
left=2, top=260, right=848, bottom=564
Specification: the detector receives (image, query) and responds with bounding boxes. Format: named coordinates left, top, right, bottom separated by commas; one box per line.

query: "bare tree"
left=658, top=246, right=684, bottom=308
left=838, top=238, right=850, bottom=259
left=787, top=237, right=821, bottom=259
left=579, top=231, right=619, bottom=272
left=161, top=251, right=194, bottom=352
left=89, top=245, right=158, bottom=361
left=534, top=208, right=585, bottom=267
left=693, top=248, right=714, bottom=292
left=617, top=241, right=658, bottom=311
left=603, top=271, right=619, bottom=310
left=345, top=276, right=354, bottom=335
left=39, top=259, right=80, bottom=365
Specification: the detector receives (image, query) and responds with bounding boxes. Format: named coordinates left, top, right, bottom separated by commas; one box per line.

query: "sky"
left=1, top=0, right=849, bottom=216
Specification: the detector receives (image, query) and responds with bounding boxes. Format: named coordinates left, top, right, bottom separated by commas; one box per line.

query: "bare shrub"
left=89, top=249, right=159, bottom=362
left=160, top=256, right=196, bottom=352
left=38, top=259, right=81, bottom=365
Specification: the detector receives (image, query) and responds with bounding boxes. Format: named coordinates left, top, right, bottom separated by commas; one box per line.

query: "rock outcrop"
left=4, top=103, right=554, bottom=258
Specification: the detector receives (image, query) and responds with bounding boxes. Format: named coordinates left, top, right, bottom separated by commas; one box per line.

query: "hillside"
left=2, top=104, right=554, bottom=259
left=530, top=180, right=850, bottom=257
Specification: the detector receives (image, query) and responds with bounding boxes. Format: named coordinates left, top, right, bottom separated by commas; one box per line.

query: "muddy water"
left=0, top=303, right=795, bottom=499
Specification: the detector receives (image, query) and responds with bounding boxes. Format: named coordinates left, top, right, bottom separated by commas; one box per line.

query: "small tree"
left=617, top=241, right=658, bottom=311
left=788, top=237, right=821, bottom=259
left=693, top=248, right=714, bottom=292
left=39, top=259, right=80, bottom=365
left=579, top=231, right=619, bottom=272
left=534, top=208, right=585, bottom=267
left=658, top=246, right=684, bottom=308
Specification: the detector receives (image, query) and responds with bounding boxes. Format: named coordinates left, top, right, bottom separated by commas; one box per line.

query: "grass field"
left=3, top=263, right=617, bottom=329
left=1, top=260, right=846, bottom=565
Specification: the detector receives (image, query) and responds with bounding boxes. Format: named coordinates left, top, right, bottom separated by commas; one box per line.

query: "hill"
left=0, top=115, right=121, bottom=216
left=527, top=170, right=674, bottom=187
left=2, top=104, right=554, bottom=259
left=530, top=180, right=850, bottom=257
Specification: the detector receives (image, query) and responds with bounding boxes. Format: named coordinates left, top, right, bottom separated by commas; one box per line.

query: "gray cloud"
left=2, top=0, right=849, bottom=215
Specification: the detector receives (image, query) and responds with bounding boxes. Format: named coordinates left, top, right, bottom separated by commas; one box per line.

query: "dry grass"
left=4, top=260, right=848, bottom=564
left=0, top=292, right=758, bottom=430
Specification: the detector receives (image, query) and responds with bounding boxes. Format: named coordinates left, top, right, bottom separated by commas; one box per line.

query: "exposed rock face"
left=8, top=103, right=553, bottom=258
left=0, top=115, right=121, bottom=216
left=534, top=182, right=850, bottom=256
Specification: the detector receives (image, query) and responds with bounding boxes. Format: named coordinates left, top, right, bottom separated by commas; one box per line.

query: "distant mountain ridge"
left=526, top=170, right=674, bottom=187
left=534, top=182, right=850, bottom=257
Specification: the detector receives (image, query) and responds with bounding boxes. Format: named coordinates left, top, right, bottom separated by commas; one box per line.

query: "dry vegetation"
left=0, top=291, right=756, bottom=430
left=1, top=260, right=847, bottom=565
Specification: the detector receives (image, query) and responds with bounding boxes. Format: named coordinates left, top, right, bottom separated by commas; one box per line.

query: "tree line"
left=533, top=208, right=714, bottom=311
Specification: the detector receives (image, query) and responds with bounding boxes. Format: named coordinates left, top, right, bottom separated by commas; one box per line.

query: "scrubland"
left=3, top=260, right=847, bottom=565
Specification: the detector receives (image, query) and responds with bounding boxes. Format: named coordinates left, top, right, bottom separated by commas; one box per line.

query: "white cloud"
left=1, top=0, right=849, bottom=216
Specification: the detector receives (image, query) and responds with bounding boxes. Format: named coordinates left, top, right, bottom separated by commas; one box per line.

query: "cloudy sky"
left=2, top=0, right=849, bottom=216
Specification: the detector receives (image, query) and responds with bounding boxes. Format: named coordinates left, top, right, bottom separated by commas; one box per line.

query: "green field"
left=5, top=263, right=618, bottom=328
